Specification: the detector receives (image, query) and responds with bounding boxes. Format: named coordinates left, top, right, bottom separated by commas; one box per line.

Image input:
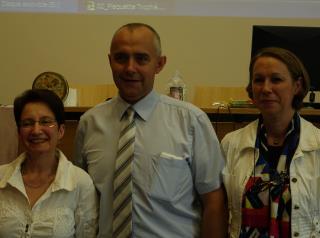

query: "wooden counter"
left=202, top=107, right=320, bottom=140
left=61, top=106, right=320, bottom=158
left=64, top=106, right=320, bottom=123
left=9, top=106, right=320, bottom=164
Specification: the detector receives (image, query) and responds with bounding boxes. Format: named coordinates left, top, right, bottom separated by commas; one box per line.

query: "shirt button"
left=294, top=205, right=300, bottom=210
left=294, top=232, right=299, bottom=237
left=292, top=177, right=298, bottom=183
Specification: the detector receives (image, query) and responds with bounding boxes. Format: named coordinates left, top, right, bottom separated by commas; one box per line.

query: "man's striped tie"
left=113, top=107, right=135, bottom=237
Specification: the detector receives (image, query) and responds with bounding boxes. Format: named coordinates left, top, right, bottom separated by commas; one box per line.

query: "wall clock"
left=32, top=71, right=69, bottom=102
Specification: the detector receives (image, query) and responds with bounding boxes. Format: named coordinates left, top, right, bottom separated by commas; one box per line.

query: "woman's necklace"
left=23, top=175, right=55, bottom=189
left=21, top=153, right=58, bottom=189
left=272, top=138, right=281, bottom=145
left=268, top=135, right=284, bottom=146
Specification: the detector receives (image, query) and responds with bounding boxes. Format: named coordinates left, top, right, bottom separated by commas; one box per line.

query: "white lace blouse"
left=0, top=150, right=98, bottom=238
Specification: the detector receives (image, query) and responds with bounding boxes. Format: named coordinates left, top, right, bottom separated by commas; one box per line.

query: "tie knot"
left=126, top=107, right=135, bottom=121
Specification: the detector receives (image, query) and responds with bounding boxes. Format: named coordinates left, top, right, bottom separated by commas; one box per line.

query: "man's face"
left=108, top=26, right=166, bottom=104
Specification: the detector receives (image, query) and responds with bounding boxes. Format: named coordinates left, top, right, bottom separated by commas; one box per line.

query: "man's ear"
left=108, top=54, right=112, bottom=66
left=155, top=56, right=167, bottom=74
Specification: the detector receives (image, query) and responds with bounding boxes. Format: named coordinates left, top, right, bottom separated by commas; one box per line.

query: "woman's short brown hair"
left=246, top=47, right=310, bottom=110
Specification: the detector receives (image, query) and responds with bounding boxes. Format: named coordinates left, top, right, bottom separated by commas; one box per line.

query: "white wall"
left=0, top=12, right=320, bottom=104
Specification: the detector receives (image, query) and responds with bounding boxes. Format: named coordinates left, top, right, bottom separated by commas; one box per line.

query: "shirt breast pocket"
left=148, top=152, right=192, bottom=203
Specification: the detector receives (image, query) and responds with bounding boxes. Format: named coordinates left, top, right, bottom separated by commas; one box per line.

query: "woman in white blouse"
left=0, top=89, right=98, bottom=238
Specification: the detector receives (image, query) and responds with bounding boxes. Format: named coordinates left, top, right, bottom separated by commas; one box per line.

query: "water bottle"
left=167, top=70, right=186, bottom=101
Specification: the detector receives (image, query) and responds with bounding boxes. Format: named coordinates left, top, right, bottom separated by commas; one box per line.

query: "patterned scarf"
left=240, top=113, right=300, bottom=238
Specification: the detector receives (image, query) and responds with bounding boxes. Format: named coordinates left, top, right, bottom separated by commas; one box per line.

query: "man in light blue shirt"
left=74, top=23, right=227, bottom=238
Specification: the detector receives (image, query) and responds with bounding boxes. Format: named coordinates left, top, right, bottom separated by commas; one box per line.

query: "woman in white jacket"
left=222, top=47, right=320, bottom=238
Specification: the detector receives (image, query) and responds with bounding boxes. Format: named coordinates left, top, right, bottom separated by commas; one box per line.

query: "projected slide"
left=0, top=0, right=320, bottom=18
left=0, top=0, right=78, bottom=12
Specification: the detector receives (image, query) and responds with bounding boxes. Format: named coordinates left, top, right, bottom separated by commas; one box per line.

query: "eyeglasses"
left=245, top=171, right=289, bottom=208
left=249, top=171, right=289, bottom=194
left=20, top=118, right=57, bottom=128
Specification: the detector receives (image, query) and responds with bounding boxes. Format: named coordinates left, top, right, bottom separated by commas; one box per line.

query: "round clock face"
left=32, top=72, right=69, bottom=102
